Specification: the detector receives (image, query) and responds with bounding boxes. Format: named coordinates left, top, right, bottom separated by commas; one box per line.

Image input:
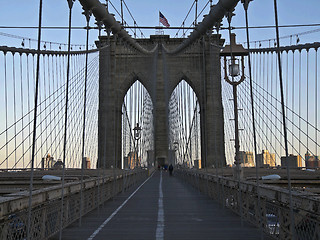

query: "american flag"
left=159, top=11, right=170, bottom=27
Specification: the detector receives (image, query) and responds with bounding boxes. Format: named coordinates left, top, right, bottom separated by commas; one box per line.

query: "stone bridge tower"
left=97, top=34, right=226, bottom=169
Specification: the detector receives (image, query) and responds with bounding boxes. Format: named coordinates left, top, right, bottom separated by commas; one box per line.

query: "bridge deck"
left=52, top=170, right=267, bottom=240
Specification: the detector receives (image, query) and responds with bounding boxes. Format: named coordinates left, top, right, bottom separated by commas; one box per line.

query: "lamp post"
left=221, top=33, right=248, bottom=180
left=133, top=123, right=142, bottom=168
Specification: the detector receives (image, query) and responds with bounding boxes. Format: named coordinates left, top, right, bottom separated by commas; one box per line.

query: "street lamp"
left=133, top=123, right=142, bottom=167
left=173, top=141, right=179, bottom=150
left=221, top=33, right=248, bottom=179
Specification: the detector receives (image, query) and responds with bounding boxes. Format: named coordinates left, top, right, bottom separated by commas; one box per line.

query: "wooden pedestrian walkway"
left=52, top=170, right=267, bottom=240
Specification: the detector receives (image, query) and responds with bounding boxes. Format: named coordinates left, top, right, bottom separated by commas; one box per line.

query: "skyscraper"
left=281, top=154, right=302, bottom=168
left=239, top=151, right=254, bottom=167
left=305, top=152, right=320, bottom=168
left=256, top=150, right=276, bottom=167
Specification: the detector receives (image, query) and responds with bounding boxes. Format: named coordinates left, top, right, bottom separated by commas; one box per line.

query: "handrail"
left=249, top=42, right=320, bottom=53
left=0, top=45, right=99, bottom=55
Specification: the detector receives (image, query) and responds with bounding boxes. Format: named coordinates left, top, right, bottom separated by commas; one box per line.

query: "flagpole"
left=158, top=11, right=161, bottom=34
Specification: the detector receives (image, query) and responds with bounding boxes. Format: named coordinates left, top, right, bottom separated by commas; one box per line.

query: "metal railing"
left=176, top=168, right=320, bottom=240
left=0, top=169, right=148, bottom=240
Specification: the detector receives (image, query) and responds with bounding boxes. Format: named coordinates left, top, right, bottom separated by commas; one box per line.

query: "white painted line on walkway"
left=87, top=172, right=155, bottom=240
left=156, top=171, right=164, bottom=240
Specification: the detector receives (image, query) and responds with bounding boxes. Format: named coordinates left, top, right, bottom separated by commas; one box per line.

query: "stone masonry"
left=97, top=34, right=226, bottom=168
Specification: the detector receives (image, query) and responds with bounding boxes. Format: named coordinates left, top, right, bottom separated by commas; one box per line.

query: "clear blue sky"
left=0, top=0, right=319, bottom=49
left=0, top=0, right=319, bottom=167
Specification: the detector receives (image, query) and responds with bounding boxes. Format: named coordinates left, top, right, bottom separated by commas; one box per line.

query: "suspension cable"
left=79, top=8, right=91, bottom=227
left=242, top=0, right=263, bottom=237
left=59, top=0, right=74, bottom=239
left=273, top=1, right=295, bottom=237
left=174, top=0, right=196, bottom=37
left=27, top=0, right=43, bottom=239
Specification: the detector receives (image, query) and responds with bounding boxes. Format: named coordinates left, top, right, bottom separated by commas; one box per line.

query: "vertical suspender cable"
left=79, top=9, right=91, bottom=227
left=133, top=83, right=136, bottom=167
left=13, top=55, right=17, bottom=168
left=121, top=0, right=124, bottom=25
left=130, top=86, right=133, bottom=154
left=265, top=52, right=268, bottom=152
left=137, top=83, right=140, bottom=127
left=39, top=56, right=43, bottom=164
left=20, top=54, right=25, bottom=168
left=4, top=54, right=8, bottom=169
left=306, top=50, right=309, bottom=159
left=43, top=55, right=48, bottom=160
left=27, top=0, right=43, bottom=238
left=52, top=55, right=56, bottom=159
left=270, top=52, right=277, bottom=158
left=55, top=55, right=59, bottom=160
left=273, top=0, right=295, bottom=238
left=140, top=83, right=143, bottom=164
left=243, top=1, right=263, bottom=238
left=195, top=0, right=198, bottom=26
left=275, top=51, right=279, bottom=163
left=188, top=86, right=192, bottom=165
left=181, top=84, right=183, bottom=164
left=183, top=82, right=187, bottom=162
left=180, top=84, right=183, bottom=163
left=299, top=51, right=301, bottom=159
left=48, top=55, right=52, bottom=159
left=286, top=51, right=289, bottom=119
left=257, top=52, right=261, bottom=151
left=27, top=54, right=32, bottom=168
left=96, top=20, right=102, bottom=212
left=316, top=49, right=318, bottom=157
left=292, top=50, right=295, bottom=153
left=60, top=56, right=65, bottom=158
left=178, top=85, right=181, bottom=163
left=59, top=1, right=74, bottom=239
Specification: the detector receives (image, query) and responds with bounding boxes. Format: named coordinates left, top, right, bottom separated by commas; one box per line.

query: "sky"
left=0, top=0, right=319, bottom=50
left=0, top=0, right=319, bottom=168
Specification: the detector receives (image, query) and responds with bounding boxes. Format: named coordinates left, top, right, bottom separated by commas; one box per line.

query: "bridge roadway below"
left=52, top=170, right=267, bottom=240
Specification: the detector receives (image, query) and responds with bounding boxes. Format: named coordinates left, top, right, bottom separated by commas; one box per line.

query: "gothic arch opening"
left=168, top=80, right=201, bottom=168
left=122, top=80, right=154, bottom=169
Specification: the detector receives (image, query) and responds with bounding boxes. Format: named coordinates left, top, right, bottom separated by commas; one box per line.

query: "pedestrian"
left=169, top=164, right=173, bottom=176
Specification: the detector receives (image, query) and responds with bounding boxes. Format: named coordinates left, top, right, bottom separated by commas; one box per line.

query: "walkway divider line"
left=156, top=171, right=164, bottom=240
left=87, top=172, right=155, bottom=240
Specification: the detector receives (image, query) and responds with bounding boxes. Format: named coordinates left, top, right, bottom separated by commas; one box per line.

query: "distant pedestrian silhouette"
left=169, top=164, right=173, bottom=176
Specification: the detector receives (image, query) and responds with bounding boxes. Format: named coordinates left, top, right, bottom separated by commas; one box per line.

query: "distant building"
left=194, top=159, right=201, bottom=169
left=305, top=152, right=320, bottom=168
left=281, top=154, right=302, bottom=168
left=53, top=159, right=64, bottom=169
left=125, top=151, right=140, bottom=169
left=82, top=157, right=91, bottom=169
left=239, top=151, right=254, bottom=167
left=123, top=156, right=129, bottom=169
left=41, top=154, right=56, bottom=169
left=257, top=150, right=276, bottom=167
left=147, top=150, right=155, bottom=168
